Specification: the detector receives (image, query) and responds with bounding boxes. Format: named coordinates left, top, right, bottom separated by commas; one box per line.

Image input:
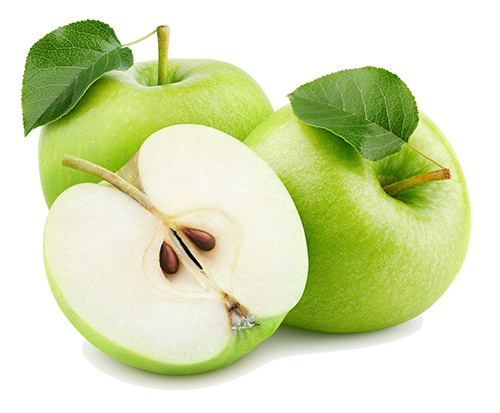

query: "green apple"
left=39, top=59, right=273, bottom=207
left=43, top=124, right=308, bottom=374
left=245, top=105, right=471, bottom=333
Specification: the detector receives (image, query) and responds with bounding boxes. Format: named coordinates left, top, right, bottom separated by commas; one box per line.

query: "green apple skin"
left=39, top=59, right=273, bottom=208
left=245, top=105, right=471, bottom=333
left=45, top=250, right=283, bottom=375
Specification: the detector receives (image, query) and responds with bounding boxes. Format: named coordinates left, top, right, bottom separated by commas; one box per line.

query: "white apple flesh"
left=43, top=125, right=308, bottom=374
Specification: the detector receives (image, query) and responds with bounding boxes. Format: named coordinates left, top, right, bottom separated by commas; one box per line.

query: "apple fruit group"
left=39, top=59, right=273, bottom=207
left=245, top=105, right=471, bottom=333
left=43, top=124, right=308, bottom=374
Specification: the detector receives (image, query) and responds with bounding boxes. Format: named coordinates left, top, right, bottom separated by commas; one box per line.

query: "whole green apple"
left=245, top=105, right=471, bottom=333
left=39, top=59, right=273, bottom=207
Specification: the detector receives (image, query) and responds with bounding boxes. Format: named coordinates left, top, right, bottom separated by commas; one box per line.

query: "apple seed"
left=182, top=227, right=216, bottom=251
left=160, top=241, right=179, bottom=274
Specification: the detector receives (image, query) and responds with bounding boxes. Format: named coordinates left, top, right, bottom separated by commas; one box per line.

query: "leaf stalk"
left=121, top=28, right=158, bottom=48
left=406, top=142, right=446, bottom=169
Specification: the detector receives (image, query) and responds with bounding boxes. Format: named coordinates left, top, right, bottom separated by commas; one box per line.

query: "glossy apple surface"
left=245, top=105, right=471, bottom=333
left=39, top=59, right=273, bottom=207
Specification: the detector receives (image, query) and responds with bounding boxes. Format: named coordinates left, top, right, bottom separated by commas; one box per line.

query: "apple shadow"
left=246, top=318, right=419, bottom=357
left=83, top=318, right=421, bottom=390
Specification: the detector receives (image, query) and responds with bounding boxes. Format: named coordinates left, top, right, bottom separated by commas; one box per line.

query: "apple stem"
left=383, top=168, right=451, bottom=196
left=120, top=26, right=170, bottom=86
left=61, top=154, right=228, bottom=299
left=61, top=154, right=177, bottom=229
left=406, top=142, right=446, bottom=169
left=157, top=25, right=170, bottom=86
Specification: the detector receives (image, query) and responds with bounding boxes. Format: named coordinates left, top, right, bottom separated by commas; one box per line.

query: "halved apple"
left=43, top=125, right=308, bottom=374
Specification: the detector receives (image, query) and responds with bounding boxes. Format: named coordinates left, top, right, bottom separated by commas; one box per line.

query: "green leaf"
left=22, top=20, right=133, bottom=136
left=288, top=67, right=419, bottom=161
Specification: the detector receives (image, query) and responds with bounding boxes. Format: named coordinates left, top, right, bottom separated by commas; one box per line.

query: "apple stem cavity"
left=383, top=168, right=451, bottom=196
left=156, top=25, right=170, bottom=86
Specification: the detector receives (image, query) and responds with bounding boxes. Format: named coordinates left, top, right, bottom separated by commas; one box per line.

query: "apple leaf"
left=22, top=20, right=133, bottom=136
left=288, top=67, right=419, bottom=161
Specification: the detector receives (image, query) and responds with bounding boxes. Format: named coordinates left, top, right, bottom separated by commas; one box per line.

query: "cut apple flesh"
left=43, top=125, right=308, bottom=374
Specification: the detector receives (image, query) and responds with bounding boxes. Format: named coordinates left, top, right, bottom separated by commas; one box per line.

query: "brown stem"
left=383, top=168, right=451, bottom=196
left=157, top=25, right=170, bottom=86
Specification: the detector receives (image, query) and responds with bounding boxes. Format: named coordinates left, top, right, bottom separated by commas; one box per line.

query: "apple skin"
left=39, top=59, right=273, bottom=207
left=245, top=105, right=471, bottom=333
left=45, top=253, right=283, bottom=374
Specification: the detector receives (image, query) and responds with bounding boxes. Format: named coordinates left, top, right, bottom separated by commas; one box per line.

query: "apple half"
left=43, top=125, right=308, bottom=374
